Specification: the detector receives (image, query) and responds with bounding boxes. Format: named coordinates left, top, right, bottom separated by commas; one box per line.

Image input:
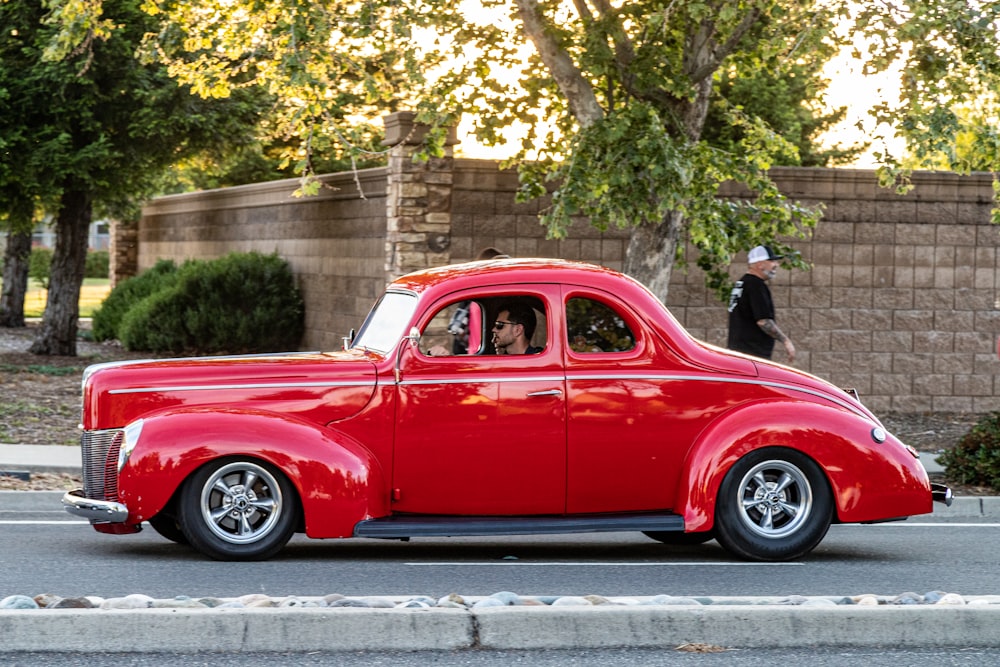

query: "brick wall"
left=132, top=124, right=1000, bottom=413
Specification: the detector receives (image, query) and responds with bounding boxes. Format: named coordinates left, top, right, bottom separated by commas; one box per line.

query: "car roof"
left=389, top=258, right=639, bottom=295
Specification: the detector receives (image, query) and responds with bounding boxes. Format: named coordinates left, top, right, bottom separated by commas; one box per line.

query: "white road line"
left=0, top=520, right=89, bottom=525
left=406, top=562, right=802, bottom=567
left=866, top=522, right=1000, bottom=528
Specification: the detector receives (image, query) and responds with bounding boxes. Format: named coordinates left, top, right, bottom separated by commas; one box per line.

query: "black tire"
left=643, top=531, right=715, bottom=546
left=177, top=458, right=299, bottom=561
left=713, top=447, right=832, bottom=561
left=147, top=513, right=189, bottom=545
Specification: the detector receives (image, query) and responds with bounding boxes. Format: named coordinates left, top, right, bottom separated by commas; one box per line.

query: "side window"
left=566, top=297, right=635, bottom=353
left=422, top=300, right=485, bottom=356
left=422, top=295, right=548, bottom=357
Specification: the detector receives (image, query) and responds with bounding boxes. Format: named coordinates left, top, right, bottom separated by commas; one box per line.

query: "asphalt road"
left=2, top=493, right=997, bottom=599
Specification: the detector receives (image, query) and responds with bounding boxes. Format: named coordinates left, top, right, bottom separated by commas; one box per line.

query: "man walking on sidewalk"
left=727, top=245, right=796, bottom=363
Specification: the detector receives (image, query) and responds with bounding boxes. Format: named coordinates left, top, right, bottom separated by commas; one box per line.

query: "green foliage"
left=117, top=252, right=305, bottom=355
left=40, top=0, right=1000, bottom=302
left=85, top=250, right=109, bottom=279
left=28, top=248, right=53, bottom=289
left=92, top=258, right=178, bottom=342
left=938, top=413, right=1000, bottom=493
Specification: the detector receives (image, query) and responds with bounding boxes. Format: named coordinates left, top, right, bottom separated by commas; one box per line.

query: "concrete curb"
left=3, top=604, right=1000, bottom=652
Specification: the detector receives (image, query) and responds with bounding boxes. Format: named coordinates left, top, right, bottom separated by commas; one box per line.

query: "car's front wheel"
left=713, top=448, right=832, bottom=561
left=178, top=458, right=298, bottom=561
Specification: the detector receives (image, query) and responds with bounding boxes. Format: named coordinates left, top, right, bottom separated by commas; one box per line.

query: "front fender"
left=117, top=407, right=389, bottom=537
left=674, top=401, right=932, bottom=532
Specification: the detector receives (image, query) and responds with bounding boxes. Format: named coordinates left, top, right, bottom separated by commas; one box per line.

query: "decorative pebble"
left=1, top=595, right=39, bottom=610
left=489, top=591, right=520, bottom=605
left=330, top=598, right=372, bottom=608
left=935, top=593, right=965, bottom=606
left=800, top=598, right=838, bottom=607
left=51, top=597, right=94, bottom=609
left=238, top=594, right=271, bottom=606
left=101, top=594, right=154, bottom=610
left=396, top=599, right=431, bottom=609
left=472, top=597, right=505, bottom=608
left=33, top=593, right=61, bottom=608
left=551, top=596, right=592, bottom=606
left=891, top=592, right=923, bottom=605
left=151, top=597, right=207, bottom=609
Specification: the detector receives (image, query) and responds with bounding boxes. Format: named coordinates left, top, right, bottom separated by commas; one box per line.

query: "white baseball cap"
left=747, top=245, right=783, bottom=263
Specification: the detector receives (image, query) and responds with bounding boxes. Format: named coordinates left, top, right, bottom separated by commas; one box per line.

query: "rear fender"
left=674, top=401, right=931, bottom=532
left=117, top=408, right=389, bottom=537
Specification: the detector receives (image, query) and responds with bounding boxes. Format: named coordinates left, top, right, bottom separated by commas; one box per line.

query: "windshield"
left=351, top=291, right=418, bottom=353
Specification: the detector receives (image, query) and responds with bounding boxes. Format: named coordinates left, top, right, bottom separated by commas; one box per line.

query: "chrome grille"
left=80, top=429, right=124, bottom=501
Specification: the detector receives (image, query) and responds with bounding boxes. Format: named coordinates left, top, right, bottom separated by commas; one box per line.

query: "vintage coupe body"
left=64, top=259, right=951, bottom=561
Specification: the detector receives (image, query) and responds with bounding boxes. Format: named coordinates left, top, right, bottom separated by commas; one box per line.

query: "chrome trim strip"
left=402, top=371, right=866, bottom=419
left=566, top=372, right=866, bottom=417
left=399, top=375, right=566, bottom=386
left=82, top=352, right=323, bottom=386
left=109, top=380, right=372, bottom=395
left=62, top=490, right=129, bottom=523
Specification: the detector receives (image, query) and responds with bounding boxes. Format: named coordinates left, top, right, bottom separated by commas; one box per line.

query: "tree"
left=0, top=0, right=267, bottom=354
left=48, top=0, right=1000, bottom=300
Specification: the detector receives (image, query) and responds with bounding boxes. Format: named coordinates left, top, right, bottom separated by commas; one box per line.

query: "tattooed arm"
left=757, top=318, right=796, bottom=363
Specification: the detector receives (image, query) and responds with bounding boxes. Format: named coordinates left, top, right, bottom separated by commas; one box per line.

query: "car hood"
left=82, top=350, right=378, bottom=430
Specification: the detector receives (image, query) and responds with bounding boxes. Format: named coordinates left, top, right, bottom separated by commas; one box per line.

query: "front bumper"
left=62, top=489, right=130, bottom=523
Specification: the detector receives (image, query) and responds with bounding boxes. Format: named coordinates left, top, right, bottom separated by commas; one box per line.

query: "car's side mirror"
left=406, top=327, right=421, bottom=346
left=395, top=327, right=421, bottom=382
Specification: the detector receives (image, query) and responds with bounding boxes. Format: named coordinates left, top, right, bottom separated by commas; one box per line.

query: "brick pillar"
left=109, top=217, right=139, bottom=288
left=382, top=111, right=458, bottom=282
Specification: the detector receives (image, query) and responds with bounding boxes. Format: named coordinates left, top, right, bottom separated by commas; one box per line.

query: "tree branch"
left=514, top=0, right=604, bottom=127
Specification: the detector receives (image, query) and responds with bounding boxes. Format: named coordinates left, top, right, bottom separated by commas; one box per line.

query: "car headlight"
left=117, top=419, right=144, bottom=472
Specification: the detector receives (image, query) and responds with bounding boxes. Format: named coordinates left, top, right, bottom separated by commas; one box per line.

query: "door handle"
left=526, top=389, right=563, bottom=397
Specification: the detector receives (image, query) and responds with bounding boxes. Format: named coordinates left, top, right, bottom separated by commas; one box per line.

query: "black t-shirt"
left=727, top=273, right=776, bottom=359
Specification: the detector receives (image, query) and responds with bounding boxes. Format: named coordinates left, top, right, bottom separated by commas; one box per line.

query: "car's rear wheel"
left=643, top=530, right=715, bottom=546
left=178, top=458, right=298, bottom=561
left=713, top=448, right=832, bottom=561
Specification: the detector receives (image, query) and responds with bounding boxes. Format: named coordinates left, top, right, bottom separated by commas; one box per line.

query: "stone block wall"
left=668, top=168, right=1000, bottom=413
left=133, top=127, right=1000, bottom=414
left=138, top=169, right=390, bottom=351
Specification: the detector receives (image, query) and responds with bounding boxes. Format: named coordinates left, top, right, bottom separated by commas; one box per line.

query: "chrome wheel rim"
left=735, top=459, right=813, bottom=539
left=199, top=462, right=283, bottom=545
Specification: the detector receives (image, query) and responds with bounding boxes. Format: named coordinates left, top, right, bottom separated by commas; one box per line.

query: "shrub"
left=28, top=248, right=53, bottom=289
left=938, top=412, right=1000, bottom=492
left=119, top=251, right=304, bottom=355
left=91, top=259, right=179, bottom=341
left=85, top=250, right=110, bottom=279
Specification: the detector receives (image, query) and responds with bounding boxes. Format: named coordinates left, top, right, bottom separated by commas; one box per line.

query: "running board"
left=353, top=512, right=684, bottom=539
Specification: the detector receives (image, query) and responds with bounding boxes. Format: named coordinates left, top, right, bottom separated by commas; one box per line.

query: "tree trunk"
left=0, top=226, right=32, bottom=328
left=622, top=210, right=683, bottom=303
left=29, top=188, right=91, bottom=356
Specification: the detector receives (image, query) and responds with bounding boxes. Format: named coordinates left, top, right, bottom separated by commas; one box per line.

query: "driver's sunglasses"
left=492, top=320, right=517, bottom=330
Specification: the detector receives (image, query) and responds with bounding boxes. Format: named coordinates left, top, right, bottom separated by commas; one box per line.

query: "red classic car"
left=63, top=258, right=951, bottom=561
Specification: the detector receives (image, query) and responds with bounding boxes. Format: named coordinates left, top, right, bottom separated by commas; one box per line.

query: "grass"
left=18, top=278, right=111, bottom=318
